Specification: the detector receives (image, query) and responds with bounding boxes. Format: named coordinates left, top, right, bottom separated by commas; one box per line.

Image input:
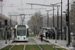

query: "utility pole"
left=47, top=11, right=49, bottom=27
left=67, top=0, right=70, bottom=47
left=55, top=5, right=60, bottom=43
left=15, top=15, right=17, bottom=25
left=61, top=0, right=63, bottom=40
left=53, top=6, right=55, bottom=27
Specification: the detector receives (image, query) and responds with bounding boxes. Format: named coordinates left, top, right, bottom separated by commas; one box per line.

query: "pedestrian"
left=40, top=33, right=43, bottom=42
left=45, top=31, right=48, bottom=39
left=48, top=32, right=50, bottom=39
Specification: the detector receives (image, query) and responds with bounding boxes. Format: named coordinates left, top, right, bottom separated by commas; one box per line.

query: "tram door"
left=27, top=29, right=29, bottom=37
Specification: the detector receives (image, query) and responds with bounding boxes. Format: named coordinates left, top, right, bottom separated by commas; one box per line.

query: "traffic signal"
left=5, top=20, right=8, bottom=25
left=0, top=22, right=1, bottom=28
left=66, top=14, right=69, bottom=25
left=66, top=14, right=69, bottom=22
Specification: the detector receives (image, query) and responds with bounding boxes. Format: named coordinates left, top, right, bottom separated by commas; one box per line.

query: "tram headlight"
left=24, top=37, right=25, bottom=39
left=18, top=38, right=19, bottom=39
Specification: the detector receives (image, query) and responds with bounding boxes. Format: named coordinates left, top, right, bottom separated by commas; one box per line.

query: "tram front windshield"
left=17, top=27, right=26, bottom=36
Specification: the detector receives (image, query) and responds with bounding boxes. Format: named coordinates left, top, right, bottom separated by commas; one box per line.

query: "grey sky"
left=0, top=0, right=72, bottom=24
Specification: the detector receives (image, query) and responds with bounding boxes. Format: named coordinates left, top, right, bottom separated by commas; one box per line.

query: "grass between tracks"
left=0, top=45, right=12, bottom=50
left=53, top=44, right=67, bottom=50
left=25, top=45, right=40, bottom=50
left=57, top=48, right=67, bottom=50
left=40, top=45, right=66, bottom=50
left=11, top=45, right=24, bottom=50
left=0, top=45, right=66, bottom=50
left=40, top=45, right=54, bottom=50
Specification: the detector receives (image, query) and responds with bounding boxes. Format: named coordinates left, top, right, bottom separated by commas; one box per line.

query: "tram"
left=13, top=25, right=29, bottom=41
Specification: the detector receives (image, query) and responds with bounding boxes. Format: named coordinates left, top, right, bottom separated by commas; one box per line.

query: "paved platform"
left=43, top=38, right=75, bottom=50
left=0, top=40, right=12, bottom=49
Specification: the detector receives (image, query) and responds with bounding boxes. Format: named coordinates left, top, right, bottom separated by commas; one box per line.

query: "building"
left=0, top=14, right=16, bottom=39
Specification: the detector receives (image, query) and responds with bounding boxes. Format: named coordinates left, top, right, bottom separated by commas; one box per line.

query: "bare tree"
left=27, top=12, right=43, bottom=35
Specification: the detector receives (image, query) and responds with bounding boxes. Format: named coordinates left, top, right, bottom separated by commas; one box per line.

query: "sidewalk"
left=0, top=40, right=12, bottom=49
left=43, top=38, right=71, bottom=50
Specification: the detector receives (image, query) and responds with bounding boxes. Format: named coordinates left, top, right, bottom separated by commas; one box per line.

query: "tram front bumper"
left=14, top=36, right=28, bottom=41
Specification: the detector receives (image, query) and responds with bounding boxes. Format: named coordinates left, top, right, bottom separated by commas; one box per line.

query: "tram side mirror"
left=27, top=29, right=29, bottom=37
left=12, top=28, right=16, bottom=37
left=12, top=28, right=16, bottom=33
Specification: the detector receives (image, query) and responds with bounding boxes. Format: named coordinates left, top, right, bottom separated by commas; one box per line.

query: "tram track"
left=32, top=37, right=44, bottom=50
left=23, top=44, right=26, bottom=50
left=9, top=42, right=17, bottom=50
left=8, top=41, right=26, bottom=50
left=8, top=37, right=36, bottom=50
left=8, top=37, right=51, bottom=50
left=37, top=37, right=55, bottom=50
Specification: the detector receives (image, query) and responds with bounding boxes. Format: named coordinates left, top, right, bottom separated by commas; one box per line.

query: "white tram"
left=13, top=25, right=29, bottom=41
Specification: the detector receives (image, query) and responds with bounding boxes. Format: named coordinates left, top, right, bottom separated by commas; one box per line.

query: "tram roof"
left=15, top=25, right=29, bottom=28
